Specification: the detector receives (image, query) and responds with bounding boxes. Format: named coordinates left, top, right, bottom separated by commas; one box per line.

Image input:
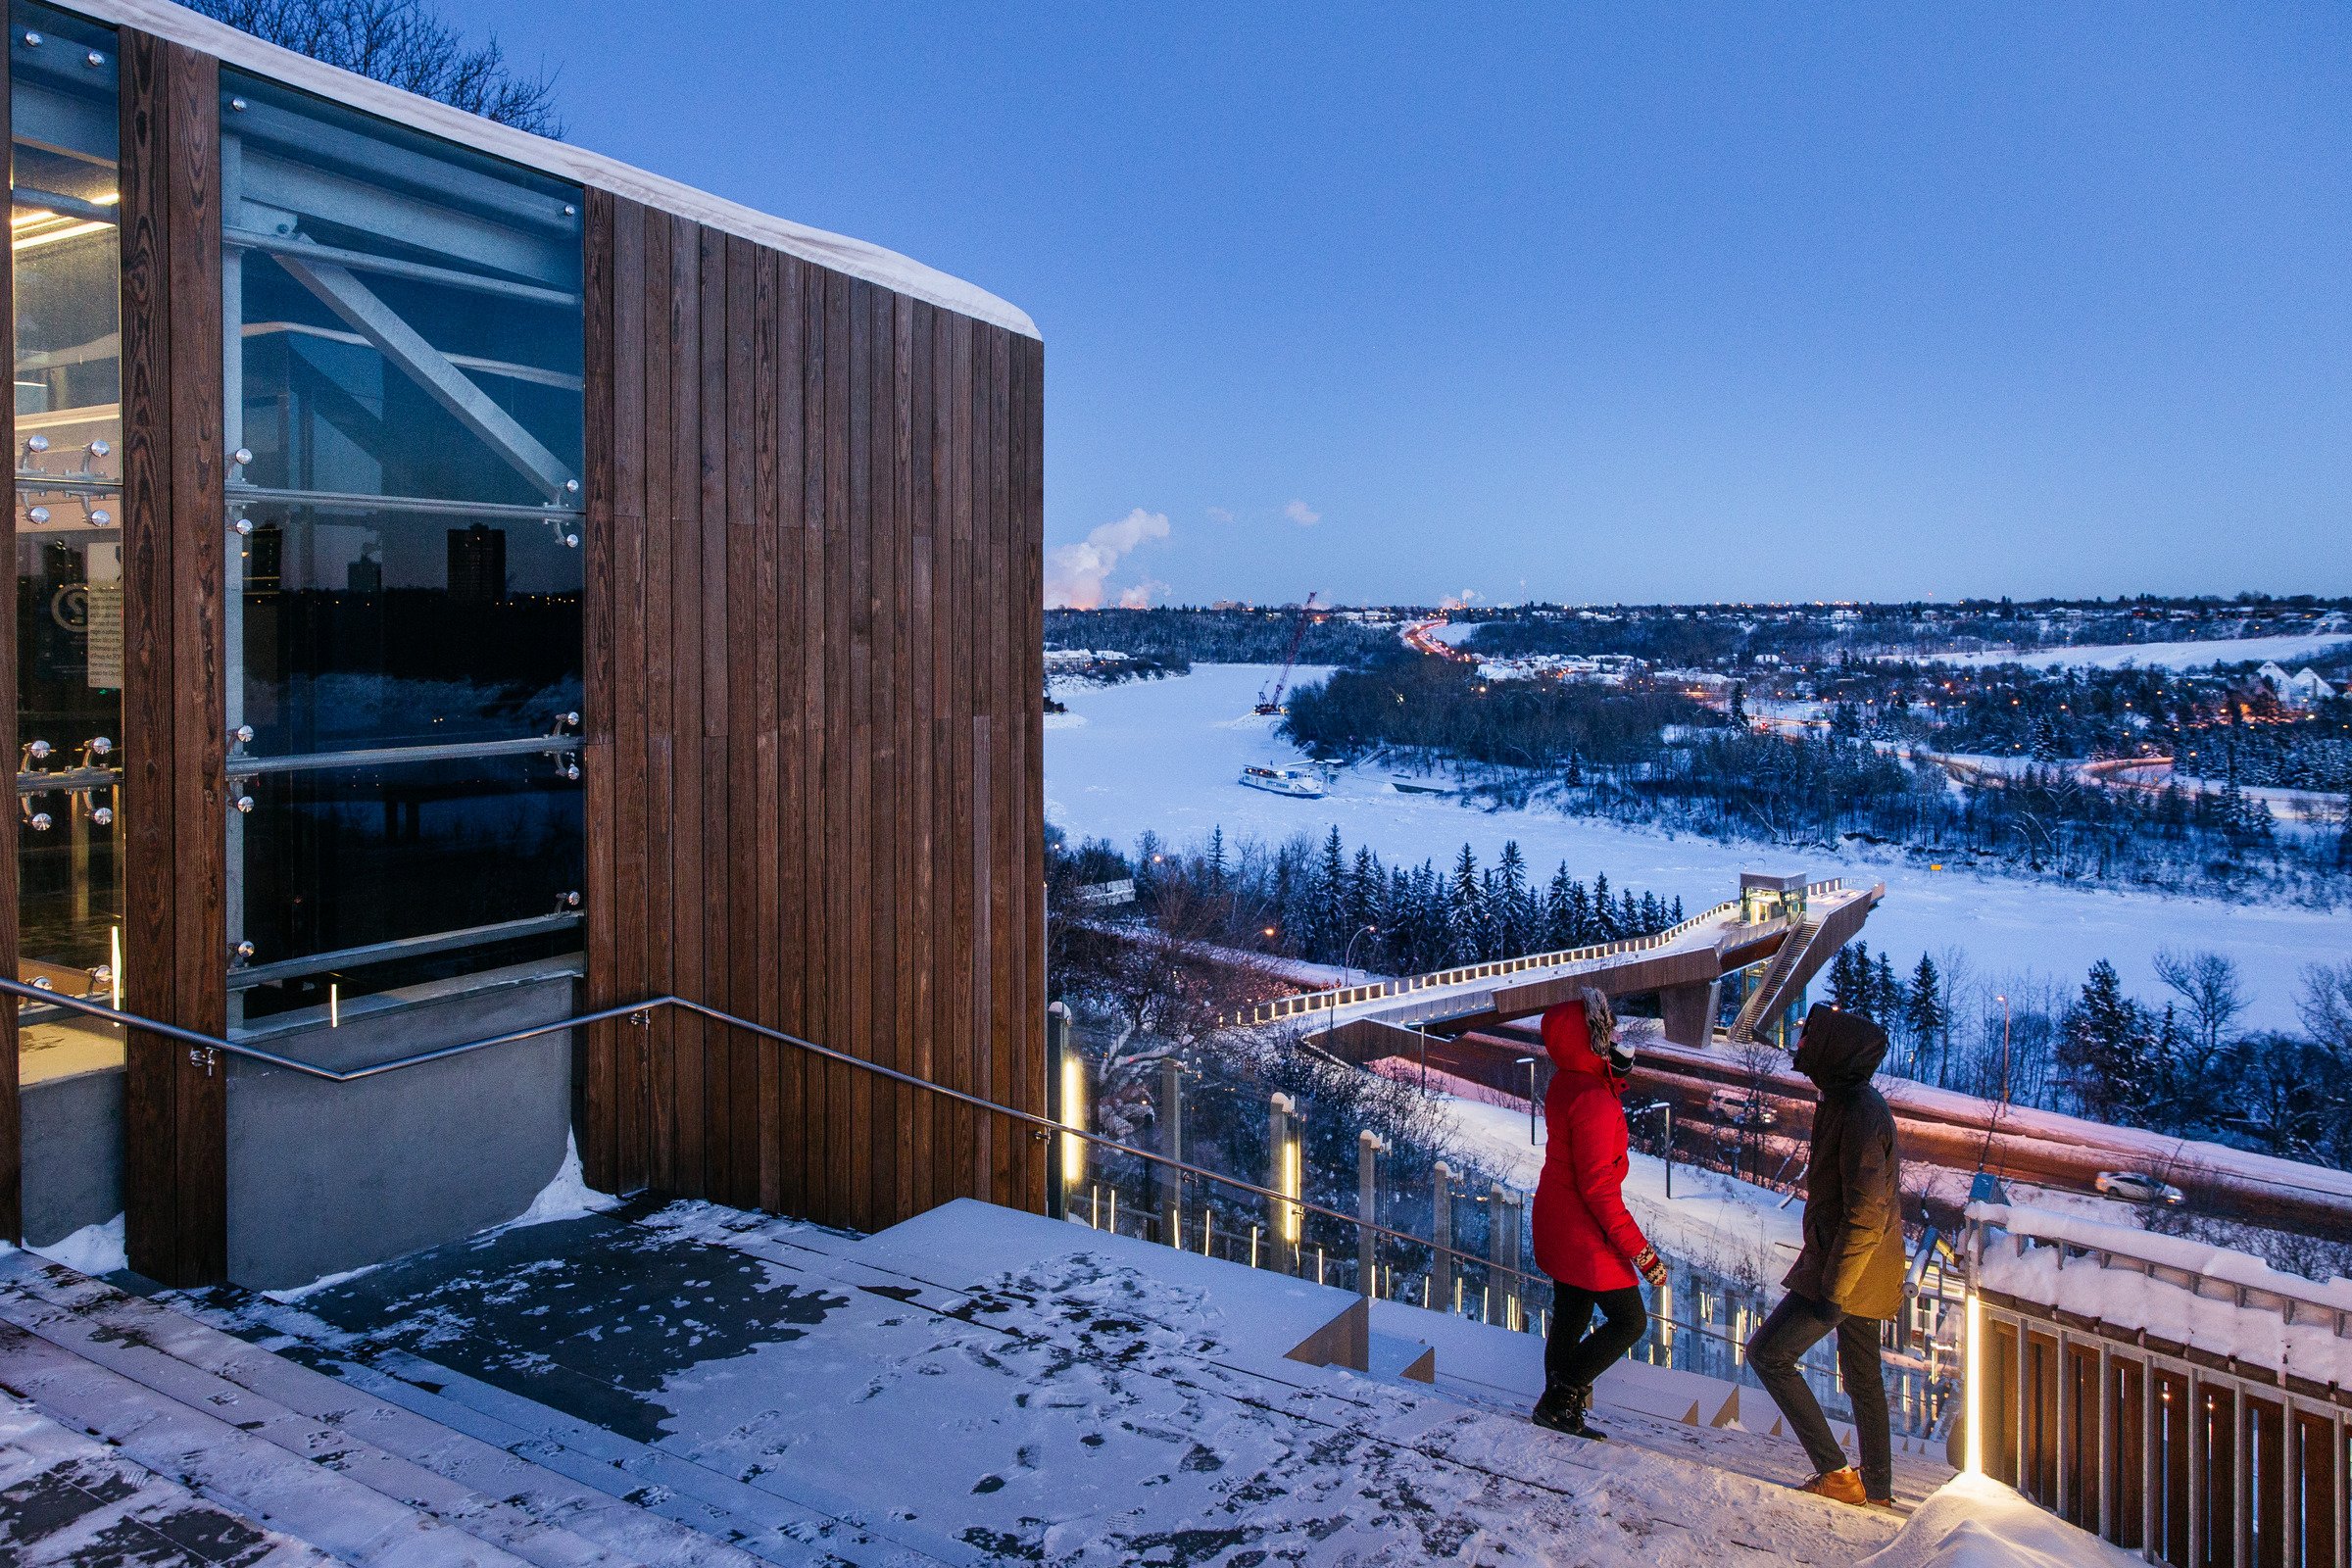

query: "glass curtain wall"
left=222, top=69, right=585, bottom=1031
left=13, top=3, right=124, bottom=1086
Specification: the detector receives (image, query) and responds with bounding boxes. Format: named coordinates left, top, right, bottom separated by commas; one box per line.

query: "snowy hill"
left=1044, top=662, right=2345, bottom=1031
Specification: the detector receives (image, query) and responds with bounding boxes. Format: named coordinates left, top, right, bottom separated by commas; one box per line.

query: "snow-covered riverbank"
left=1044, top=663, right=2346, bottom=1031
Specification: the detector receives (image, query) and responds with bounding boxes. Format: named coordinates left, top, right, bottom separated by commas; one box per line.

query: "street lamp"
left=1333, top=923, right=1379, bottom=1036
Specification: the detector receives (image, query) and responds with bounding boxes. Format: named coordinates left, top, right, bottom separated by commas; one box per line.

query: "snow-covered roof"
left=74, top=0, right=1040, bottom=340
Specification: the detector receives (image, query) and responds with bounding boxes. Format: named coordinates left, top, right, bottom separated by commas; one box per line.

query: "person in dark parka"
left=1745, top=1004, right=1906, bottom=1507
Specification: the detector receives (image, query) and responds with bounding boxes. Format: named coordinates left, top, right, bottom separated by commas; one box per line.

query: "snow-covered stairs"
left=0, top=1253, right=879, bottom=1567
left=2, top=1199, right=1938, bottom=1564
left=0, top=1390, right=335, bottom=1566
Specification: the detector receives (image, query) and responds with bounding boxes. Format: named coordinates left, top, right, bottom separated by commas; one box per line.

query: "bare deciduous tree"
left=2297, top=959, right=2352, bottom=1054
left=189, top=0, right=561, bottom=134
left=2152, top=948, right=2246, bottom=1055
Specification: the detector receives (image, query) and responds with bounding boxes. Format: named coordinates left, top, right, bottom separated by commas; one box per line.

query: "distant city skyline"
left=468, top=1, right=2352, bottom=607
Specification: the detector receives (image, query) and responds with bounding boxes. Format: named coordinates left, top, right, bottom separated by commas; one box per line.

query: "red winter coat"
left=1532, top=1001, right=1652, bottom=1291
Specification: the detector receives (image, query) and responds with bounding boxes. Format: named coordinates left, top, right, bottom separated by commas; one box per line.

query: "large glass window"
left=14, top=3, right=124, bottom=1090
left=223, top=69, right=584, bottom=1033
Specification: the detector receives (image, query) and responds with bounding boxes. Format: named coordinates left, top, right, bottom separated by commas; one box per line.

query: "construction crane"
left=1254, top=592, right=1320, bottom=714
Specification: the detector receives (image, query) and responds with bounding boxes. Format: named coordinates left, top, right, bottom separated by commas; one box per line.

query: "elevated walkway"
left=0, top=1198, right=1949, bottom=1564
left=1242, top=879, right=1881, bottom=1040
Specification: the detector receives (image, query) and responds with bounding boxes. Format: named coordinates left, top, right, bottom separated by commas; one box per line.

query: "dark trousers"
left=1746, top=1293, right=1892, bottom=1497
left=1544, top=1283, right=1648, bottom=1391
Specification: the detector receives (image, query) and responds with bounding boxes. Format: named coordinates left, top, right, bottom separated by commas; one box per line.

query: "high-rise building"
left=447, top=523, right=506, bottom=605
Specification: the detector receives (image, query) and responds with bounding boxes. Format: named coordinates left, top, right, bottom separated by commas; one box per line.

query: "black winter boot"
left=1532, top=1383, right=1606, bottom=1441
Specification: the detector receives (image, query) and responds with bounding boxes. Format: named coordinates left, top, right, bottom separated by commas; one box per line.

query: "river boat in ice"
left=1239, top=763, right=1326, bottom=798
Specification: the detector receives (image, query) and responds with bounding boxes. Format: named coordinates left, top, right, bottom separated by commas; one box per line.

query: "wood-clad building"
left=4, top=0, right=1044, bottom=1288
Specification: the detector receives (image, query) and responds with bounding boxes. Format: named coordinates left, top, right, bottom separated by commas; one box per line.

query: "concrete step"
left=0, top=1390, right=335, bottom=1567
left=0, top=1314, right=537, bottom=1567
left=0, top=1256, right=813, bottom=1567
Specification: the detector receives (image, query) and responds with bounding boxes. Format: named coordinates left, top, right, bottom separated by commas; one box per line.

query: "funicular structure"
left=4, top=0, right=1047, bottom=1289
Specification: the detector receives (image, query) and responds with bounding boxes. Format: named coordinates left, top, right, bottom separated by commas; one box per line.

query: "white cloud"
left=1206, top=506, right=1236, bottom=525
left=1284, top=499, right=1321, bottom=527
left=1045, top=508, right=1171, bottom=609
left=1117, top=578, right=1171, bottom=609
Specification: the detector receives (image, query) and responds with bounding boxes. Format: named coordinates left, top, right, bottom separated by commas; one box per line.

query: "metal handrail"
left=1, top=976, right=1545, bottom=1289
left=11, top=971, right=1934, bottom=1406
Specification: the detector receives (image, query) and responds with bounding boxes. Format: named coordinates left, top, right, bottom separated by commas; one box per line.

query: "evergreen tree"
left=1347, top=845, right=1381, bottom=953
left=1728, top=681, right=1748, bottom=725
left=1903, top=955, right=1946, bottom=1077
left=1619, top=890, right=1642, bottom=939
left=1447, top=845, right=1486, bottom=963
left=1831, top=943, right=1871, bottom=1014
left=1204, top=825, right=1227, bottom=892
left=1592, top=873, right=1614, bottom=938
left=1563, top=875, right=1593, bottom=945
left=1494, top=841, right=1532, bottom=956
left=1312, top=826, right=1348, bottom=956
left=1872, top=952, right=1906, bottom=1025
left=2060, top=959, right=2157, bottom=1123
left=1544, top=864, right=1576, bottom=951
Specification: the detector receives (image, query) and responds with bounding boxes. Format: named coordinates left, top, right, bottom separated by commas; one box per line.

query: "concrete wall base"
left=21, top=1060, right=124, bottom=1248
left=224, top=963, right=579, bottom=1291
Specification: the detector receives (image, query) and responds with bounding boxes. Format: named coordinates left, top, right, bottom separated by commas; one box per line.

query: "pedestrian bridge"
left=1234, top=875, right=1884, bottom=1045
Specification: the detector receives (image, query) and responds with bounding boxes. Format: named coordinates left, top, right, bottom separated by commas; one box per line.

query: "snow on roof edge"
left=1969, top=1201, right=2352, bottom=1313
left=72, top=0, right=1041, bottom=341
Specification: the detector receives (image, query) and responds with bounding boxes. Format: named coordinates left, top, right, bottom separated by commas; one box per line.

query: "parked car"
left=2094, top=1170, right=2185, bottom=1206
left=1707, top=1088, right=1779, bottom=1128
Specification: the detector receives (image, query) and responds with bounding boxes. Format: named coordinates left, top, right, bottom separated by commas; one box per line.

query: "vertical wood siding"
left=580, top=193, right=1045, bottom=1231
left=117, top=32, right=225, bottom=1286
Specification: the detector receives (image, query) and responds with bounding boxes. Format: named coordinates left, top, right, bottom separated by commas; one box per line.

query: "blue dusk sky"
left=466, top=1, right=2352, bottom=607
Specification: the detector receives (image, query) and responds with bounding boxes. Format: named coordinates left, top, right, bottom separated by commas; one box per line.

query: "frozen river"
left=1044, top=663, right=2346, bottom=1031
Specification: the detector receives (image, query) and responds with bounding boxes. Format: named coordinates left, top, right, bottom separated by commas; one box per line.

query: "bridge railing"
left=1226, top=882, right=1860, bottom=1029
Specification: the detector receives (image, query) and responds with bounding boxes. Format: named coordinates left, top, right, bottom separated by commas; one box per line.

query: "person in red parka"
left=1530, top=987, right=1668, bottom=1441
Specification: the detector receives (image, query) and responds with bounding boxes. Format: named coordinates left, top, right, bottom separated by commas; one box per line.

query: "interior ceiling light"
left=11, top=218, right=110, bottom=252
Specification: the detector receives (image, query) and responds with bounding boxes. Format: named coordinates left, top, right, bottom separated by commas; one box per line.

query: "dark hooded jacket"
left=1783, top=1004, right=1906, bottom=1320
